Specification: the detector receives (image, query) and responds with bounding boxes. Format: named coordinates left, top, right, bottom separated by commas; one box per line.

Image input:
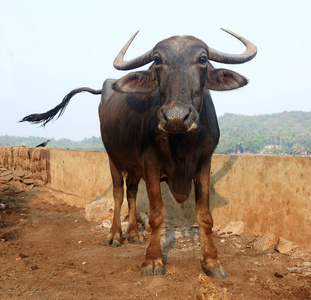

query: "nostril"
left=183, top=109, right=191, bottom=123
left=162, top=111, right=169, bottom=122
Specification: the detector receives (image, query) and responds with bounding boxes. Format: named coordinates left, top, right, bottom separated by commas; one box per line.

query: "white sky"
left=1, top=0, right=310, bottom=140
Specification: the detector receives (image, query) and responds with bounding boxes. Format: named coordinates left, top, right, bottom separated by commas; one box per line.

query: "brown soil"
left=1, top=186, right=311, bottom=300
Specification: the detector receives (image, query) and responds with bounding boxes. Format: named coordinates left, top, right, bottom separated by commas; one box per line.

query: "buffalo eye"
left=153, top=56, right=163, bottom=66
left=197, top=56, right=208, bottom=65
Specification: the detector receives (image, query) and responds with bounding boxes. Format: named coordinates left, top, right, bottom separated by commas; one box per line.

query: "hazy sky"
left=1, top=0, right=310, bottom=140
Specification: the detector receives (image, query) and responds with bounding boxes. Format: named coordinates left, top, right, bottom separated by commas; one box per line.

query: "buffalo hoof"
left=128, top=235, right=145, bottom=245
left=141, top=266, right=154, bottom=276
left=104, top=239, right=121, bottom=247
left=112, top=240, right=121, bottom=247
left=141, top=259, right=165, bottom=276
left=104, top=232, right=122, bottom=247
left=128, top=227, right=145, bottom=245
left=154, top=266, right=165, bottom=276
left=103, top=239, right=110, bottom=246
left=203, top=266, right=226, bottom=279
left=200, top=260, right=226, bottom=279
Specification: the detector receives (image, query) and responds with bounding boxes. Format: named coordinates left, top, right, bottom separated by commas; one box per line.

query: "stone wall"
left=0, top=146, right=50, bottom=183
left=1, top=146, right=310, bottom=246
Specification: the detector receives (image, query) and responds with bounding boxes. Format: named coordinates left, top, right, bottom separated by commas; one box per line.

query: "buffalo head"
left=112, top=29, right=257, bottom=134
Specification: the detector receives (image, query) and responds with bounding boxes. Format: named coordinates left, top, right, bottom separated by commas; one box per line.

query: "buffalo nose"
left=162, top=106, right=191, bottom=124
left=159, top=105, right=198, bottom=133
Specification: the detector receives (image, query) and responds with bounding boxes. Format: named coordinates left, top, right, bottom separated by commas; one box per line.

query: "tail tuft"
left=20, top=87, right=102, bottom=126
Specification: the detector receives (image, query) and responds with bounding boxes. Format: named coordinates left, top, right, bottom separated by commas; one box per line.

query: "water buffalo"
left=21, top=29, right=257, bottom=278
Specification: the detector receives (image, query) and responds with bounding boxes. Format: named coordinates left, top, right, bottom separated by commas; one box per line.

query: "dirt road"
left=1, top=186, right=311, bottom=299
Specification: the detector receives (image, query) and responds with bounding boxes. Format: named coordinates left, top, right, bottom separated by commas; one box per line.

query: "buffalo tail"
left=19, top=87, right=102, bottom=126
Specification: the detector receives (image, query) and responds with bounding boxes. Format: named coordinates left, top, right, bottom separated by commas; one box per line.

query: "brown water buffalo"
left=21, top=29, right=257, bottom=278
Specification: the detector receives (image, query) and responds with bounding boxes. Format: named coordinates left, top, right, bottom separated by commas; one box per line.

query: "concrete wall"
left=1, top=146, right=310, bottom=246
left=210, top=155, right=311, bottom=245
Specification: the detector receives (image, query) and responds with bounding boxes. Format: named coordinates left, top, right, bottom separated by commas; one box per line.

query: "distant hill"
left=1, top=111, right=310, bottom=155
left=0, top=135, right=105, bottom=151
left=216, top=111, right=311, bottom=155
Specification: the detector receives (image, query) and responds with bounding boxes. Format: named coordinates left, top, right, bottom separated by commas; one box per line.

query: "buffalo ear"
left=205, top=68, right=248, bottom=91
left=113, top=70, right=158, bottom=93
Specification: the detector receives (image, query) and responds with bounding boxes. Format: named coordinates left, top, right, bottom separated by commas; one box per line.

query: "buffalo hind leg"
left=104, top=159, right=124, bottom=247
left=126, top=178, right=145, bottom=244
left=141, top=171, right=165, bottom=276
left=194, top=161, right=226, bottom=279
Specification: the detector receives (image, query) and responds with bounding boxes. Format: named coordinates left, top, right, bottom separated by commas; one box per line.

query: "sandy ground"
left=1, top=186, right=311, bottom=300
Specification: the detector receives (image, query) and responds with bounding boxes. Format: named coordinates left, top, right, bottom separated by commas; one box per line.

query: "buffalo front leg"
left=194, top=161, right=226, bottom=279
left=126, top=178, right=145, bottom=244
left=104, top=159, right=124, bottom=247
left=141, top=171, right=165, bottom=276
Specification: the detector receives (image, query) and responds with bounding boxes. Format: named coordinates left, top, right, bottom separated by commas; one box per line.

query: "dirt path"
left=1, top=186, right=311, bottom=300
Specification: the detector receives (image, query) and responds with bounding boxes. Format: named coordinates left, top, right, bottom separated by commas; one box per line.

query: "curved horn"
left=208, top=28, right=257, bottom=64
left=113, top=31, right=154, bottom=70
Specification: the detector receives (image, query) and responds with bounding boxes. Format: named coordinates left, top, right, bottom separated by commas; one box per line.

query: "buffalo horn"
left=113, top=31, right=153, bottom=70
left=208, top=28, right=257, bottom=64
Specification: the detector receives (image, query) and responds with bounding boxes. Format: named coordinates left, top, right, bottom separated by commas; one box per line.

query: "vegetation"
left=0, top=135, right=105, bottom=151
left=1, top=111, right=310, bottom=155
left=215, top=111, right=311, bottom=155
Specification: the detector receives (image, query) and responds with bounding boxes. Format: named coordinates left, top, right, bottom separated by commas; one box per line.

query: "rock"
left=196, top=273, right=229, bottom=300
left=0, top=185, right=10, bottom=192
left=0, top=203, right=6, bottom=210
left=275, top=237, right=293, bottom=254
left=13, top=170, right=25, bottom=177
left=138, top=212, right=151, bottom=233
left=0, top=167, right=39, bottom=192
left=232, top=241, right=242, bottom=249
left=163, top=218, right=173, bottom=228
left=287, top=261, right=311, bottom=277
left=0, top=170, right=13, bottom=177
left=121, top=222, right=128, bottom=232
left=24, top=184, right=34, bottom=191
left=22, top=178, right=35, bottom=185
left=85, top=199, right=107, bottom=222
left=254, top=233, right=275, bottom=252
left=212, top=225, right=220, bottom=232
left=301, top=262, right=311, bottom=268
left=101, top=220, right=112, bottom=229
left=287, top=267, right=300, bottom=273
left=249, top=276, right=257, bottom=282
left=10, top=180, right=24, bottom=192
left=160, top=228, right=190, bottom=245
left=274, top=272, right=284, bottom=278
left=1, top=229, right=18, bottom=241
left=287, top=264, right=311, bottom=276
left=174, top=230, right=184, bottom=240
left=239, top=232, right=256, bottom=246
left=85, top=197, right=128, bottom=222
left=170, top=219, right=184, bottom=228
left=0, top=174, right=13, bottom=182
left=19, top=253, right=28, bottom=259
left=165, top=264, right=180, bottom=277
left=191, top=223, right=200, bottom=229
left=218, top=221, right=244, bottom=237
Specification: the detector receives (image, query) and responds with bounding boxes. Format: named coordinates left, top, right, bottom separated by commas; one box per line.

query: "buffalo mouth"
left=157, top=105, right=199, bottom=134
left=158, top=121, right=198, bottom=134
